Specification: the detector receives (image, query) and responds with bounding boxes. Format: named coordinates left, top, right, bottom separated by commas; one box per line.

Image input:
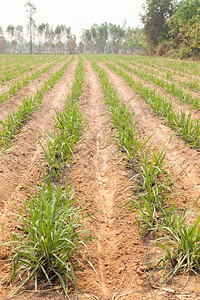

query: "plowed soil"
left=98, top=62, right=200, bottom=208
left=0, top=57, right=61, bottom=94
left=0, top=57, right=78, bottom=299
left=0, top=56, right=200, bottom=300
left=0, top=57, right=70, bottom=122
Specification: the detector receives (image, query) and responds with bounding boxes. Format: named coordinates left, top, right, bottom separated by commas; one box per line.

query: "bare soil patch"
left=108, top=60, right=200, bottom=121
left=99, top=61, right=200, bottom=208
left=64, top=59, right=148, bottom=300
left=97, top=61, right=200, bottom=299
left=0, top=57, right=78, bottom=299
left=0, top=58, right=70, bottom=123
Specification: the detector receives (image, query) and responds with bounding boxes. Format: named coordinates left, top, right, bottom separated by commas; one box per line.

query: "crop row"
left=112, top=59, right=200, bottom=109
left=125, top=58, right=200, bottom=93
left=0, top=56, right=74, bottom=149
left=125, top=55, right=200, bottom=77
left=6, top=57, right=92, bottom=298
left=0, top=55, right=68, bottom=104
left=97, top=55, right=200, bottom=111
left=0, top=54, right=46, bottom=69
left=0, top=55, right=62, bottom=83
left=94, top=59, right=200, bottom=149
left=91, top=59, right=200, bottom=284
left=108, top=55, right=200, bottom=93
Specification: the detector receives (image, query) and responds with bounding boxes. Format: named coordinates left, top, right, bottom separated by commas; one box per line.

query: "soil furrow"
left=98, top=62, right=200, bottom=209
left=106, top=60, right=200, bottom=121
left=68, top=59, right=146, bottom=300
left=123, top=58, right=200, bottom=86
left=0, top=57, right=62, bottom=94
left=123, top=60, right=200, bottom=99
left=0, top=57, right=78, bottom=299
left=0, top=57, right=70, bottom=122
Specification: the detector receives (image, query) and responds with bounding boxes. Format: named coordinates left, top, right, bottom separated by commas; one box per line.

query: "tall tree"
left=38, top=23, right=46, bottom=42
left=6, top=24, right=15, bottom=41
left=66, top=27, right=76, bottom=54
left=96, top=22, right=109, bottom=53
left=0, top=27, right=5, bottom=53
left=15, top=26, right=24, bottom=44
left=0, top=36, right=5, bottom=53
left=38, top=23, right=46, bottom=52
left=0, top=26, right=3, bottom=36
left=141, top=0, right=176, bottom=51
left=173, top=0, right=200, bottom=24
left=81, top=29, right=92, bottom=53
left=123, top=27, right=147, bottom=53
left=25, top=1, right=36, bottom=54
left=109, top=24, right=125, bottom=53
left=78, top=41, right=84, bottom=54
left=43, top=24, right=55, bottom=53
left=55, top=24, right=66, bottom=42
left=55, top=25, right=66, bottom=53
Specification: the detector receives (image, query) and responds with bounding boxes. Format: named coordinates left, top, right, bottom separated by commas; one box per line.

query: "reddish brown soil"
left=67, top=59, right=147, bottom=299
left=1, top=56, right=200, bottom=300
left=0, top=58, right=70, bottom=123
left=108, top=60, right=200, bottom=121
left=0, top=57, right=78, bottom=299
left=98, top=62, right=200, bottom=206
left=0, top=58, right=61, bottom=94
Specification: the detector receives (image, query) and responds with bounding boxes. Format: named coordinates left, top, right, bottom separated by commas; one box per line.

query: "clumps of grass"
left=0, top=56, right=67, bottom=104
left=113, top=60, right=200, bottom=110
left=91, top=60, right=174, bottom=236
left=148, top=207, right=200, bottom=283
left=7, top=57, right=92, bottom=297
left=41, top=58, right=84, bottom=180
left=131, top=149, right=173, bottom=235
left=91, top=59, right=200, bottom=284
left=9, top=181, right=91, bottom=298
left=101, top=60, right=200, bottom=149
left=0, top=56, right=74, bottom=148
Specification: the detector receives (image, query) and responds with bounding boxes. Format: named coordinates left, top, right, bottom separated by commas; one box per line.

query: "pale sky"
left=0, top=0, right=145, bottom=41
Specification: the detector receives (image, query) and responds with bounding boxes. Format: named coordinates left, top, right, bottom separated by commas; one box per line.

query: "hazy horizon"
left=1, top=0, right=145, bottom=41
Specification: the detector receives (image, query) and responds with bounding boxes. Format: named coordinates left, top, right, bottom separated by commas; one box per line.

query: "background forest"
left=0, top=0, right=199, bottom=58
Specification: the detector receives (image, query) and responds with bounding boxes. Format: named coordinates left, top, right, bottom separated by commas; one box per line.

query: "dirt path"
left=0, top=57, right=78, bottom=299
left=66, top=59, right=147, bottom=300
left=0, top=57, right=70, bottom=123
left=98, top=61, right=200, bottom=210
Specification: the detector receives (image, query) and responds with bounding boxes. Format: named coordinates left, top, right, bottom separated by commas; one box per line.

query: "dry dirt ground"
left=0, top=56, right=78, bottom=299
left=0, top=57, right=62, bottom=94
left=0, top=57, right=200, bottom=300
left=0, top=57, right=69, bottom=122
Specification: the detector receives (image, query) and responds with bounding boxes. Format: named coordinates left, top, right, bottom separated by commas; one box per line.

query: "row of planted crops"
left=0, top=53, right=200, bottom=298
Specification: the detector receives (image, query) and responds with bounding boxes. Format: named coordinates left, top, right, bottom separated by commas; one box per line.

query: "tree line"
left=80, top=23, right=146, bottom=54
left=0, top=2, right=77, bottom=54
left=0, top=0, right=199, bottom=58
left=0, top=23, right=77, bottom=54
left=141, top=0, right=200, bottom=58
left=0, top=1, right=146, bottom=55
